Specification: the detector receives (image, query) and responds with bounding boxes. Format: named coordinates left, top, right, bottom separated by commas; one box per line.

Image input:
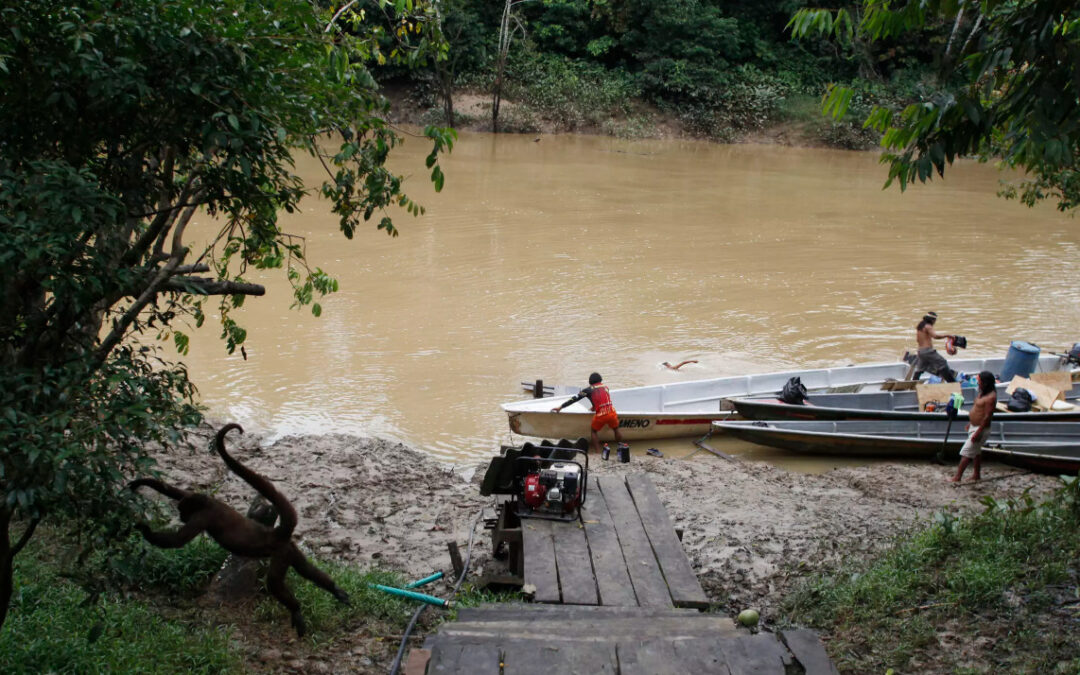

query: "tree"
left=0, top=0, right=454, bottom=630
left=493, top=0, right=534, bottom=132
left=790, top=0, right=1080, bottom=212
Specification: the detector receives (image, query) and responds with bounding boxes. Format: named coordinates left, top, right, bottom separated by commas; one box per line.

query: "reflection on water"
left=180, top=132, right=1080, bottom=466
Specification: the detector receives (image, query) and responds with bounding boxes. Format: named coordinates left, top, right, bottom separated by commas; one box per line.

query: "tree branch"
left=162, top=276, right=265, bottom=296
left=93, top=203, right=199, bottom=365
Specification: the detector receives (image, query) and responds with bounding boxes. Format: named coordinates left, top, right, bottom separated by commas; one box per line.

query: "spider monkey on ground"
left=129, top=423, right=349, bottom=636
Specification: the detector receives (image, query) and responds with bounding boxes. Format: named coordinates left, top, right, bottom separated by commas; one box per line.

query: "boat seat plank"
left=580, top=476, right=638, bottom=606
left=522, top=519, right=561, bottom=603
left=597, top=476, right=673, bottom=608
left=625, top=474, right=710, bottom=609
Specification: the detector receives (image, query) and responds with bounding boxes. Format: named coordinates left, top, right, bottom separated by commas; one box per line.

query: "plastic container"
left=1000, top=341, right=1041, bottom=382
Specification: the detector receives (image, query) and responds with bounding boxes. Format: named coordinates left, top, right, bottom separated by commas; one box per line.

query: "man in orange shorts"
left=551, top=372, right=629, bottom=459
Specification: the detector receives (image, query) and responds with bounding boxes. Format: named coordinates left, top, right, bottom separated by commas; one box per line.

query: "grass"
left=1, top=539, right=240, bottom=674
left=784, top=480, right=1080, bottom=673
left=0, top=531, right=495, bottom=671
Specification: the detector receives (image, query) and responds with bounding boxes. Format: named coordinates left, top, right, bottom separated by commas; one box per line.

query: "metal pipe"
left=404, top=571, right=444, bottom=589
left=369, top=583, right=452, bottom=608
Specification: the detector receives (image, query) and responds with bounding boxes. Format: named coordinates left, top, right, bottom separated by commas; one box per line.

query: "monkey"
left=662, top=360, right=699, bottom=371
left=129, top=423, right=349, bottom=637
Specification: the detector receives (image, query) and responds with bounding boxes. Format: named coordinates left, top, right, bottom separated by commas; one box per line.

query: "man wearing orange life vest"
left=551, top=372, right=629, bottom=459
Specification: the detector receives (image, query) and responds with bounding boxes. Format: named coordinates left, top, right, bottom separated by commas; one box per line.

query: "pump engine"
left=522, top=462, right=583, bottom=517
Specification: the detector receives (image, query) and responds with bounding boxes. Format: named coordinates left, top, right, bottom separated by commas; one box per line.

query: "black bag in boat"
left=1068, top=342, right=1080, bottom=365
left=780, top=376, right=809, bottom=405
left=953, top=335, right=967, bottom=349
left=1006, top=388, right=1034, bottom=413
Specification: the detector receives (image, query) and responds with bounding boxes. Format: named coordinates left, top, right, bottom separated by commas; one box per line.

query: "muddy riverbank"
left=148, top=422, right=1059, bottom=671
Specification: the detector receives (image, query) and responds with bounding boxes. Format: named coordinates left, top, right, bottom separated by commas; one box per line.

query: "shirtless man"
left=914, top=311, right=957, bottom=382
left=950, top=370, right=996, bottom=483
left=551, top=372, right=628, bottom=458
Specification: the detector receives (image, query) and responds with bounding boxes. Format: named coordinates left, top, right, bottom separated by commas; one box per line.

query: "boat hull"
left=507, top=410, right=734, bottom=442
left=715, top=420, right=1080, bottom=473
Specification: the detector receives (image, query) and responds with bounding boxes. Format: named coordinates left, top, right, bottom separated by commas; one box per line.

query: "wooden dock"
left=407, top=469, right=841, bottom=674
left=522, top=474, right=709, bottom=608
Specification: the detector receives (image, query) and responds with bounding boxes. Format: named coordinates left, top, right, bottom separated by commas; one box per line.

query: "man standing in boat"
left=551, top=372, right=629, bottom=460
left=914, top=311, right=958, bottom=382
left=950, top=370, right=997, bottom=483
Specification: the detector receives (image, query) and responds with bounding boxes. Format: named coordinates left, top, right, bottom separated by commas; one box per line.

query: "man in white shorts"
left=950, top=371, right=997, bottom=483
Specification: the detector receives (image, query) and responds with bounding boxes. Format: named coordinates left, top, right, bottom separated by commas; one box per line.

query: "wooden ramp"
left=522, top=474, right=710, bottom=609
left=418, top=604, right=840, bottom=675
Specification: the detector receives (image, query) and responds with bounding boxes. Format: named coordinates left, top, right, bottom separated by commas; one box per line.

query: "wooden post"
left=447, top=541, right=464, bottom=578
left=533, top=379, right=543, bottom=399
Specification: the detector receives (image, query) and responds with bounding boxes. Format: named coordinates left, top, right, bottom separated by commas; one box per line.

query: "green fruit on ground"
left=737, top=609, right=759, bottom=627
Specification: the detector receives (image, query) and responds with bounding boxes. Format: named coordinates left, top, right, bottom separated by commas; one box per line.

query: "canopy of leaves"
left=0, top=0, right=453, bottom=603
left=790, top=0, right=1080, bottom=212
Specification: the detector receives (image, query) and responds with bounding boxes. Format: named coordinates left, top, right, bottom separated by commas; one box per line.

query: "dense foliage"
left=0, top=0, right=452, bottom=630
left=387, top=0, right=943, bottom=141
left=785, top=477, right=1080, bottom=673
left=791, top=0, right=1080, bottom=212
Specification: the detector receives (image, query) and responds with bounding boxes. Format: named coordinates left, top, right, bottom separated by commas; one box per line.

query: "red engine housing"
left=523, top=472, right=546, bottom=508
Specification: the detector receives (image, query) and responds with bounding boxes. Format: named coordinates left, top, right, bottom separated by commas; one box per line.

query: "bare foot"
left=967, top=476, right=981, bottom=483
left=947, top=476, right=962, bottom=483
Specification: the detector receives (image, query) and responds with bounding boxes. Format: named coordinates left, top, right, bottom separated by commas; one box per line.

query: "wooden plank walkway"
left=421, top=604, right=841, bottom=675
left=522, top=473, right=710, bottom=609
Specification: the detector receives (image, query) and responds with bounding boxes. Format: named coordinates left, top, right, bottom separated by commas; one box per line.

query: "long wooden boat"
left=714, top=419, right=1080, bottom=473
left=731, top=383, right=1080, bottom=423
left=502, top=354, right=1075, bottom=441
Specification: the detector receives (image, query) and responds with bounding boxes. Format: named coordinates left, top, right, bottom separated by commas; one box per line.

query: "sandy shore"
left=148, top=423, right=1061, bottom=670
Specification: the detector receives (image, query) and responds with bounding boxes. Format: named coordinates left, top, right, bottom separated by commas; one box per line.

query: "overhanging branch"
left=162, top=276, right=265, bottom=296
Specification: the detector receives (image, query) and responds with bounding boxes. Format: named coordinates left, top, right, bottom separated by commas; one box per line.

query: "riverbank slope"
left=145, top=423, right=1059, bottom=672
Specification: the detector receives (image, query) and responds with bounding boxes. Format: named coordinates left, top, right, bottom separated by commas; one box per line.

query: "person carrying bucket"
left=949, top=371, right=997, bottom=483
left=914, top=311, right=959, bottom=382
left=551, top=372, right=629, bottom=460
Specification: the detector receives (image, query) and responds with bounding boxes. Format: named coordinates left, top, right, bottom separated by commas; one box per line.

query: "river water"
left=181, top=130, right=1080, bottom=466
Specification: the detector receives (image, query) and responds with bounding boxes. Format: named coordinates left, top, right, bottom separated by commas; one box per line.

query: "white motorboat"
left=502, top=354, right=1076, bottom=441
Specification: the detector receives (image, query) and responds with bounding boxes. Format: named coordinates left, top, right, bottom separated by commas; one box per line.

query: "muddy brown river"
left=181, top=131, right=1080, bottom=465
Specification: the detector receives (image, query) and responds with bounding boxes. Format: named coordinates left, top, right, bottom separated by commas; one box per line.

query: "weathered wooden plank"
left=671, top=637, right=733, bottom=675
left=437, top=616, right=740, bottom=642
left=522, top=518, right=561, bottom=603
left=624, top=474, right=711, bottom=609
left=500, top=639, right=618, bottom=675
left=551, top=517, right=599, bottom=605
left=719, top=634, right=788, bottom=675
left=455, top=604, right=697, bottom=622
left=617, top=639, right=682, bottom=675
left=781, top=629, right=841, bottom=675
left=596, top=475, right=673, bottom=608
left=580, top=476, right=638, bottom=606
left=427, top=641, right=501, bottom=675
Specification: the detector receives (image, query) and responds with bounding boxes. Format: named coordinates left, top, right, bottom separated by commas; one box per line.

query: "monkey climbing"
left=129, top=423, right=350, bottom=636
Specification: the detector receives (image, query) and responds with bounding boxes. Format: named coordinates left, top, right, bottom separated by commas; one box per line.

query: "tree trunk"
left=0, top=510, right=12, bottom=632
left=0, top=510, right=36, bottom=632
left=492, top=0, right=514, bottom=133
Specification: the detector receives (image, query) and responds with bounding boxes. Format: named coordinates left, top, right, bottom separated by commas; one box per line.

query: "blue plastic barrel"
left=1000, top=341, right=1040, bottom=382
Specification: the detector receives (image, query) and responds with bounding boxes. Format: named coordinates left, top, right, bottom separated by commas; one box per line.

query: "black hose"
left=388, top=508, right=484, bottom=675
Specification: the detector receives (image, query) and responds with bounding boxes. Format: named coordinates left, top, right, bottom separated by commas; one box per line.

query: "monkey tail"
left=214, top=423, right=298, bottom=538
left=128, top=478, right=191, bottom=501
